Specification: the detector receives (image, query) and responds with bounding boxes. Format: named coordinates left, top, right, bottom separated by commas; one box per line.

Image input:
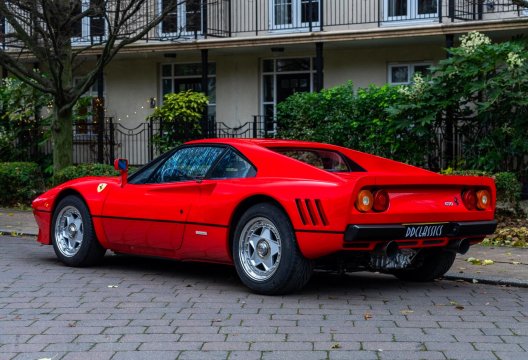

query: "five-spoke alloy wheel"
left=233, top=203, right=312, bottom=295
left=51, top=195, right=106, bottom=267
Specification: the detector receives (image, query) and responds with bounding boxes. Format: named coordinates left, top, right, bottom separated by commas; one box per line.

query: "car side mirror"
left=114, top=158, right=128, bottom=187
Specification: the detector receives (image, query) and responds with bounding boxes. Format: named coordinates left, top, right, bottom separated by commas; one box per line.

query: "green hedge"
left=52, top=163, right=118, bottom=186
left=0, top=162, right=44, bottom=206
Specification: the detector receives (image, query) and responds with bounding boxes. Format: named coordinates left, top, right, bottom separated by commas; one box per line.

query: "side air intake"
left=295, top=198, right=328, bottom=226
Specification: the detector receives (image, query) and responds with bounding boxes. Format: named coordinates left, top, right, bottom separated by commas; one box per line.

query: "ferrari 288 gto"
left=32, top=139, right=497, bottom=294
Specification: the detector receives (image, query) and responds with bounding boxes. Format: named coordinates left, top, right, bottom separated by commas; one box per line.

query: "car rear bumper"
left=344, top=220, right=498, bottom=242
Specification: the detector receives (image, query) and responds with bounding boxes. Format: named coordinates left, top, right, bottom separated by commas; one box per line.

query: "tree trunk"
left=52, top=104, right=73, bottom=172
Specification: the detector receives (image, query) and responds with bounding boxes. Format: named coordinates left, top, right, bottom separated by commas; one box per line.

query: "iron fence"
left=213, top=116, right=276, bottom=138
left=39, top=118, right=162, bottom=166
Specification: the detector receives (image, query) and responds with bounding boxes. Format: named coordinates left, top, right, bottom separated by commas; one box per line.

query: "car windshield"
left=271, top=148, right=358, bottom=172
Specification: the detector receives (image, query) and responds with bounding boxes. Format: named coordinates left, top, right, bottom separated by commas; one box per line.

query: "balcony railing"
left=2, top=0, right=526, bottom=48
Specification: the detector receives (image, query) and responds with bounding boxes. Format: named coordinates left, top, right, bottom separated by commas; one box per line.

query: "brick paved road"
left=1, top=236, right=527, bottom=360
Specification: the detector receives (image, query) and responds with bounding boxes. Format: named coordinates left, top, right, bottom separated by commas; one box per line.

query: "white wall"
left=105, top=58, right=158, bottom=128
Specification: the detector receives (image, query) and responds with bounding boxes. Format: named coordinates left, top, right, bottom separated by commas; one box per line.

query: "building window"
left=384, top=0, right=438, bottom=21
left=73, top=79, right=102, bottom=138
left=271, top=0, right=320, bottom=30
left=72, top=0, right=106, bottom=43
left=388, top=63, right=431, bottom=85
left=1, top=15, right=18, bottom=49
left=159, top=0, right=202, bottom=37
left=160, top=62, right=216, bottom=117
left=261, top=57, right=315, bottom=131
left=0, top=16, right=6, bottom=47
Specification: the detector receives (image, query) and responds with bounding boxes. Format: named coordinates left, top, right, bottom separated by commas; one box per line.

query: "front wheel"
left=392, top=249, right=456, bottom=282
left=233, top=203, right=312, bottom=295
left=51, top=195, right=106, bottom=267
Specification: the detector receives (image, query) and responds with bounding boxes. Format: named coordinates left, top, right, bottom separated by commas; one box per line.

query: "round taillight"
left=373, top=189, right=390, bottom=212
left=462, top=189, right=477, bottom=210
left=356, top=190, right=373, bottom=212
left=476, top=189, right=491, bottom=210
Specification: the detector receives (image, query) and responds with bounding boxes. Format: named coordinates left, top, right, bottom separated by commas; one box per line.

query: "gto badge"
left=445, top=197, right=460, bottom=207
left=97, top=183, right=107, bottom=193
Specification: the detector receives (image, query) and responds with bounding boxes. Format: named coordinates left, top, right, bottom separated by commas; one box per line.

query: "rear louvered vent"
left=295, top=199, right=328, bottom=226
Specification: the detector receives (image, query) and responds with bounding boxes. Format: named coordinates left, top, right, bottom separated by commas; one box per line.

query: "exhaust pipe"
left=382, top=241, right=399, bottom=258
left=450, top=239, right=470, bottom=254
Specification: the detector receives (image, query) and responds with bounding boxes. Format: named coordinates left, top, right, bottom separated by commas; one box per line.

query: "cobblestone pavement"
left=1, top=236, right=527, bottom=360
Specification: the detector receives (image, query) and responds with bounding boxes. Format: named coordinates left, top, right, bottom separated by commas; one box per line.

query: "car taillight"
left=462, top=189, right=477, bottom=210
left=373, top=189, right=390, bottom=212
left=476, top=189, right=491, bottom=210
left=462, top=188, right=491, bottom=211
left=356, top=190, right=373, bottom=212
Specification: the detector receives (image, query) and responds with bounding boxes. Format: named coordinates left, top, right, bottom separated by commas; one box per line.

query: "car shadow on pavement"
left=34, top=249, right=443, bottom=295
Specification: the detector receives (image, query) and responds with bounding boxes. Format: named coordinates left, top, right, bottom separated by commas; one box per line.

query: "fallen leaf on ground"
left=512, top=261, right=521, bottom=265
left=331, top=343, right=341, bottom=349
left=466, top=257, right=495, bottom=265
left=364, top=311, right=372, bottom=320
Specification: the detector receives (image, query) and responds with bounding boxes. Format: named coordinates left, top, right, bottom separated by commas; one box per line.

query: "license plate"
left=404, top=223, right=447, bottom=239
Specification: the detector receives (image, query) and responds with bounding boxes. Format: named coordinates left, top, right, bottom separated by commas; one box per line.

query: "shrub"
left=493, top=172, right=522, bottom=211
left=276, top=82, right=356, bottom=145
left=276, top=83, right=429, bottom=166
left=390, top=32, right=528, bottom=176
left=0, top=162, right=44, bottom=206
left=52, top=163, right=118, bottom=186
left=148, top=90, right=208, bottom=152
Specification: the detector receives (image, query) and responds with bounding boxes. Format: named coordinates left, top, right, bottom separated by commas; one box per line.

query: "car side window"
left=150, top=146, right=225, bottom=183
left=209, top=149, right=256, bottom=179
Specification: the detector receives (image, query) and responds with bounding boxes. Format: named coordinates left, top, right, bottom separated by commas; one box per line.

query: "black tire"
left=233, top=203, right=313, bottom=295
left=392, top=249, right=456, bottom=282
left=51, top=195, right=106, bottom=267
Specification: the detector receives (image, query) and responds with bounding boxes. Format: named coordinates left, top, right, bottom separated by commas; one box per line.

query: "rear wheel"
left=51, top=195, right=106, bottom=267
left=233, top=203, right=312, bottom=295
left=392, top=249, right=456, bottom=282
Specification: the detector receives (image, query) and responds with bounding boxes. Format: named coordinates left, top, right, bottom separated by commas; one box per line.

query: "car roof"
left=186, top=138, right=340, bottom=150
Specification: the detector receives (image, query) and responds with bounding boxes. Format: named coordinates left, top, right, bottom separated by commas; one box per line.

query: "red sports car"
left=32, top=139, right=497, bottom=294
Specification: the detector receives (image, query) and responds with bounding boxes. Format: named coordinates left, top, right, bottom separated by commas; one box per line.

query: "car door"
left=101, top=145, right=226, bottom=255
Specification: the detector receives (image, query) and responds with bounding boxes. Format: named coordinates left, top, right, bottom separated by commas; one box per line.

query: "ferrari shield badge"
left=97, top=183, right=107, bottom=193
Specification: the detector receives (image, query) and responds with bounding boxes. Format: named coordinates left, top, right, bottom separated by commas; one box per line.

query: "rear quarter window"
left=270, top=148, right=365, bottom=172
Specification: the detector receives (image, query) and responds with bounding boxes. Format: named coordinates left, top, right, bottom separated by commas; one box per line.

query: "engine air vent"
left=295, top=198, right=328, bottom=226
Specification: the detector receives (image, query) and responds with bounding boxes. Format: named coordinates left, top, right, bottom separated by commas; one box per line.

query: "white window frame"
left=269, top=0, right=320, bottom=32
left=388, top=62, right=432, bottom=85
left=383, top=0, right=438, bottom=23
left=261, top=57, right=315, bottom=133
left=71, top=1, right=108, bottom=45
left=157, top=0, right=203, bottom=38
left=159, top=62, right=216, bottom=116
